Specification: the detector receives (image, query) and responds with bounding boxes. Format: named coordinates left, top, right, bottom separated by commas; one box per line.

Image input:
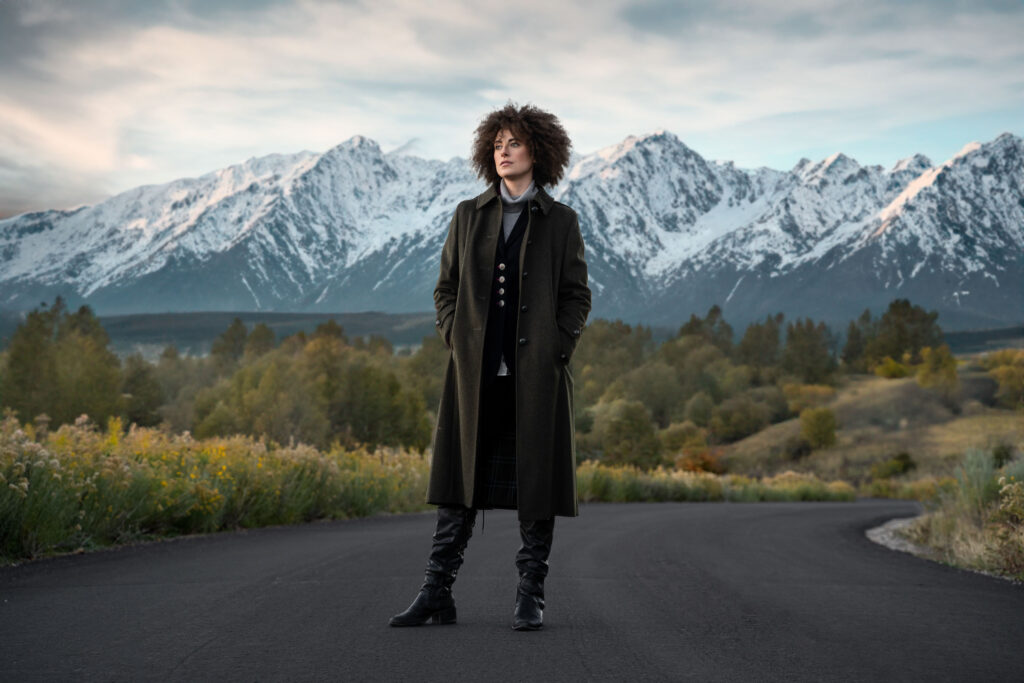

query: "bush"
left=683, top=391, right=714, bottom=427
left=870, top=452, right=917, bottom=480
left=800, top=407, right=837, bottom=449
left=982, top=348, right=1024, bottom=409
left=588, top=399, right=664, bottom=469
left=993, top=443, right=1015, bottom=469
left=953, top=448, right=1000, bottom=522
left=658, top=421, right=705, bottom=453
left=710, top=395, right=770, bottom=442
left=987, top=475, right=1024, bottom=579
left=874, top=357, right=910, bottom=378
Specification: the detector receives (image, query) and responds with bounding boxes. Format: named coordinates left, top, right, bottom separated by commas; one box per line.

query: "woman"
left=389, top=103, right=591, bottom=631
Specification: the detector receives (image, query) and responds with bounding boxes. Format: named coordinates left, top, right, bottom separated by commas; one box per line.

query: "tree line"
left=0, top=296, right=969, bottom=468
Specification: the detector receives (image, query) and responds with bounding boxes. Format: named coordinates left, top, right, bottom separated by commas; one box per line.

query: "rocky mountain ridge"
left=1, top=131, right=1021, bottom=331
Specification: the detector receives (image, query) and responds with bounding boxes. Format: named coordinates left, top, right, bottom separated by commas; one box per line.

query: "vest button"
left=498, top=299, right=505, bottom=307
left=498, top=276, right=505, bottom=283
left=518, top=338, right=527, bottom=345
left=498, top=288, right=505, bottom=295
left=531, top=205, right=538, bottom=212
left=498, top=263, right=506, bottom=271
left=522, top=271, right=528, bottom=278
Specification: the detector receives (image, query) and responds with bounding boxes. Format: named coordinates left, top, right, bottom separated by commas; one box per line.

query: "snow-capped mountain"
left=1, top=131, right=1021, bottom=331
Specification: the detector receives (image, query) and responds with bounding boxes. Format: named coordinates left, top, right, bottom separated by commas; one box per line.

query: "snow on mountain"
left=865, top=133, right=1024, bottom=280
left=1, top=130, right=1021, bottom=331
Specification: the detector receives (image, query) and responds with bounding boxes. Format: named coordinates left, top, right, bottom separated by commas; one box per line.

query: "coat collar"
left=475, top=183, right=555, bottom=215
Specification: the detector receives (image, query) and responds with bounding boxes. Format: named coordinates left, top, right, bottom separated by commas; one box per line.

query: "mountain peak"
left=890, top=153, right=932, bottom=174
left=328, top=135, right=382, bottom=155
left=797, top=151, right=860, bottom=184
left=823, top=151, right=857, bottom=169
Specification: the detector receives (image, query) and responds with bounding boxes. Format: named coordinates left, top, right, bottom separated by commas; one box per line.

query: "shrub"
left=870, top=452, right=917, bottom=480
left=674, top=448, right=726, bottom=474
left=589, top=399, right=664, bottom=469
left=800, top=407, right=837, bottom=449
left=710, top=395, right=770, bottom=442
left=658, top=420, right=705, bottom=454
left=874, top=357, right=910, bottom=378
left=981, top=348, right=1024, bottom=409
left=953, top=448, right=1000, bottom=522
left=683, top=391, right=714, bottom=427
left=986, top=475, right=1024, bottom=579
left=993, top=443, right=1015, bottom=469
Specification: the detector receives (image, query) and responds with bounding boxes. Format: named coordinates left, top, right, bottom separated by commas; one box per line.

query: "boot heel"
left=432, top=606, right=457, bottom=625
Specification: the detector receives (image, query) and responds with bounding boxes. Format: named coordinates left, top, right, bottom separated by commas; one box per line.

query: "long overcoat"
left=427, top=184, right=591, bottom=520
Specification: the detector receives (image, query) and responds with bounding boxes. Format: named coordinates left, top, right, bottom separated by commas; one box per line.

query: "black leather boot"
left=390, top=505, right=477, bottom=627
left=512, top=517, right=554, bottom=631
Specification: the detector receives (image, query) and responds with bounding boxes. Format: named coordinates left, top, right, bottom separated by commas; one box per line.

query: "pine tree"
left=677, top=305, right=733, bottom=355
left=244, top=323, right=276, bottom=357
left=865, top=299, right=942, bottom=367
left=738, top=313, right=783, bottom=369
left=1, top=299, right=62, bottom=421
left=122, top=354, right=165, bottom=427
left=782, top=318, right=837, bottom=384
left=211, top=317, right=248, bottom=364
left=1, top=298, right=122, bottom=426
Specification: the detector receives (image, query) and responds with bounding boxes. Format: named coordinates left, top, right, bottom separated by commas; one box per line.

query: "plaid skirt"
left=474, top=374, right=518, bottom=510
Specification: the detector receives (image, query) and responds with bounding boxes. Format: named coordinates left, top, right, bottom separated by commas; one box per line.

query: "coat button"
left=498, top=275, right=505, bottom=283
left=498, top=263, right=506, bottom=271
left=560, top=353, right=568, bottom=362
left=520, top=304, right=528, bottom=312
left=435, top=319, right=441, bottom=327
left=573, top=328, right=581, bottom=336
left=522, top=271, right=528, bottom=278
left=531, top=205, right=538, bottom=212
left=518, top=338, right=527, bottom=345
left=498, top=288, right=505, bottom=295
left=498, top=299, right=505, bottom=307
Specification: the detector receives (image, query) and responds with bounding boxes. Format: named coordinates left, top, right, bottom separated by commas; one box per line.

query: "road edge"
left=865, top=513, right=1024, bottom=586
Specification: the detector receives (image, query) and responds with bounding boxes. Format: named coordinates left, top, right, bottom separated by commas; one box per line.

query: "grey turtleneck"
left=499, top=179, right=538, bottom=238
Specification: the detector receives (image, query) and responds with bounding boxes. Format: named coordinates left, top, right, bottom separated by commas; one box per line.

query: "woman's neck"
left=502, top=173, right=534, bottom=198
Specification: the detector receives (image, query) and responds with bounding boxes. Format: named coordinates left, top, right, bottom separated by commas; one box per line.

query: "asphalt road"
left=2, top=500, right=1023, bottom=682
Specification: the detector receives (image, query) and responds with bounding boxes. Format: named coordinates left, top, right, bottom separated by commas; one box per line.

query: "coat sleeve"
left=433, top=209, right=460, bottom=348
left=555, top=212, right=592, bottom=360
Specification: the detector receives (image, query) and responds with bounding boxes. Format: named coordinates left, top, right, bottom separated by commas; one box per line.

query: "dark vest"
left=481, top=204, right=531, bottom=384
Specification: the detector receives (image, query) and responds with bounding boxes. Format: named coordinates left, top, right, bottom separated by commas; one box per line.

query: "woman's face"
left=493, top=128, right=534, bottom=184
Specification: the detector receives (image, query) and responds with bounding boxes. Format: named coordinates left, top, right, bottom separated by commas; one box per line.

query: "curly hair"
left=471, top=102, right=572, bottom=188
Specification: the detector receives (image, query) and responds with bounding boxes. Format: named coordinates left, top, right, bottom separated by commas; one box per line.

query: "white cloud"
left=0, top=0, right=1021, bottom=217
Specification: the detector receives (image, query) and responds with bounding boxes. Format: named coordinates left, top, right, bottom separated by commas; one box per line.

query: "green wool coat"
left=427, top=184, right=592, bottom=520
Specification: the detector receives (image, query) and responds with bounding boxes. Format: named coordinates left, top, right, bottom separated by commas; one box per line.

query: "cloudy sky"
left=1, top=0, right=1022, bottom=218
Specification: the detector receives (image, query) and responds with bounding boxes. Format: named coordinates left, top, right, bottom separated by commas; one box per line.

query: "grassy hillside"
left=722, top=373, right=1022, bottom=483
